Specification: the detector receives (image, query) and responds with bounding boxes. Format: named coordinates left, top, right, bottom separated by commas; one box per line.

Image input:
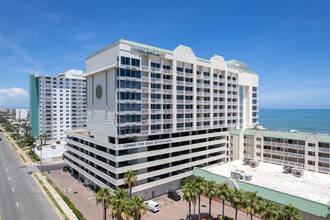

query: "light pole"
left=38, top=146, right=43, bottom=172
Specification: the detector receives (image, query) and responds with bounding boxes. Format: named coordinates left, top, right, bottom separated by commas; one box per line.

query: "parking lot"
left=48, top=170, right=252, bottom=220
left=143, top=191, right=250, bottom=220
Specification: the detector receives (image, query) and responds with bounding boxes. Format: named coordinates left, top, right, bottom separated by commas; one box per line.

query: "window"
left=121, top=57, right=130, bottom=65
left=131, top=58, right=140, bottom=67
left=151, top=62, right=160, bottom=68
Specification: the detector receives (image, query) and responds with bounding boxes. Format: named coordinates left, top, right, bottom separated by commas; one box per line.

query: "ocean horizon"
left=258, top=109, right=330, bottom=134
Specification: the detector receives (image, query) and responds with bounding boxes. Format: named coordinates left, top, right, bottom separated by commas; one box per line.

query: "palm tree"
left=245, top=191, right=262, bottom=220
left=204, top=180, right=216, bottom=219
left=260, top=201, right=280, bottom=220
left=124, top=170, right=138, bottom=198
left=281, top=204, right=303, bottom=220
left=109, top=188, right=130, bottom=220
left=229, top=188, right=246, bottom=220
left=194, top=176, right=207, bottom=220
left=43, top=134, right=48, bottom=145
left=129, top=195, right=147, bottom=220
left=216, top=183, right=230, bottom=219
left=96, top=187, right=112, bottom=220
left=183, top=180, right=197, bottom=220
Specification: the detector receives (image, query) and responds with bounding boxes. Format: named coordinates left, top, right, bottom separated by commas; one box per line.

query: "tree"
left=205, top=180, right=217, bottom=219
left=245, top=191, right=262, bottom=220
left=216, top=183, right=230, bottom=219
left=260, top=201, right=280, bottom=220
left=183, top=180, right=197, bottom=220
left=96, top=187, right=112, bottom=220
left=194, top=176, right=207, bottom=220
left=229, top=188, right=246, bottom=220
left=124, top=170, right=138, bottom=198
left=109, top=188, right=130, bottom=220
left=129, top=195, right=147, bottom=220
left=43, top=134, right=48, bottom=145
left=281, top=204, right=303, bottom=220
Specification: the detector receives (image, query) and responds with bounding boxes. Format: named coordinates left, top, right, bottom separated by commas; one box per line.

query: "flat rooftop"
left=204, top=160, right=330, bottom=204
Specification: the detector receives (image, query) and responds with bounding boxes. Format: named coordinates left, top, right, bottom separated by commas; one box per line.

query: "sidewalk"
left=1, top=128, right=31, bottom=164
left=35, top=172, right=78, bottom=220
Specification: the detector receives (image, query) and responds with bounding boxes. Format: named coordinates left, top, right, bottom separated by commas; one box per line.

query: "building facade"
left=64, top=39, right=259, bottom=199
left=229, top=128, right=330, bottom=174
left=30, top=70, right=87, bottom=140
left=15, top=109, right=29, bottom=120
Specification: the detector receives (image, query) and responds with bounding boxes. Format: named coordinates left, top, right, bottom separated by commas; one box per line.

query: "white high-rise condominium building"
left=64, top=39, right=258, bottom=198
left=15, top=109, right=29, bottom=120
left=30, top=70, right=87, bottom=140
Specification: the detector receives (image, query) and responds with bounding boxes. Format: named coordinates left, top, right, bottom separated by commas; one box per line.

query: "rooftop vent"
left=249, top=160, right=260, bottom=168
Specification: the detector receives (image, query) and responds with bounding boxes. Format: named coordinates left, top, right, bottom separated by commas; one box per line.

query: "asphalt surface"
left=0, top=132, right=60, bottom=220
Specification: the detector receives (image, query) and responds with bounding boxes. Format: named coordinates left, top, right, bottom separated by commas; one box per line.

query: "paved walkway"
left=35, top=172, right=78, bottom=220
left=48, top=170, right=104, bottom=220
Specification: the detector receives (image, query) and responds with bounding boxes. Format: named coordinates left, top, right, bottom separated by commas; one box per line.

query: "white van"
left=144, top=200, right=160, bottom=213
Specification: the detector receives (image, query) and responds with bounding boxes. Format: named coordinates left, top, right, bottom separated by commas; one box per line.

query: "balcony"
left=151, top=78, right=159, bottom=82
left=177, top=71, right=184, bottom=76
left=163, top=89, right=172, bottom=94
left=244, top=139, right=254, bottom=143
left=163, top=128, right=173, bottom=133
left=151, top=99, right=162, bottom=104
left=197, top=83, right=203, bottom=87
left=263, top=141, right=305, bottom=150
left=142, top=120, right=149, bottom=125
left=163, top=69, right=172, bottom=74
left=203, top=75, right=210, bottom=80
left=163, top=79, right=173, bottom=84
left=244, top=146, right=254, bottom=151
left=177, top=118, right=184, bottom=122
left=185, top=100, right=193, bottom=104
left=142, top=109, right=149, bottom=114
left=185, top=81, right=193, bottom=86
left=319, top=147, right=330, bottom=153
left=151, top=129, right=162, bottom=134
left=141, top=76, right=149, bottom=82
left=163, top=109, right=173, bottom=114
left=185, top=91, right=193, bottom=95
left=244, top=154, right=254, bottom=159
left=141, top=65, right=149, bottom=71
left=177, top=81, right=184, bottom=86
left=185, top=118, right=193, bottom=122
left=177, top=90, right=184, bottom=95
left=163, top=99, right=172, bottom=104
left=197, top=100, right=203, bottom=104
left=185, top=72, right=193, bottom=77
left=151, top=109, right=162, bottom=114
left=142, top=87, right=149, bottom=93
left=163, top=119, right=173, bottom=123
left=142, top=98, right=149, bottom=103
left=197, top=92, right=203, bottom=96
left=150, top=119, right=162, bottom=124
left=151, top=88, right=162, bottom=93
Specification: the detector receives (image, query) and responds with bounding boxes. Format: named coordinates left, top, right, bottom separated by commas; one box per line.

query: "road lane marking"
left=12, top=187, right=14, bottom=192
left=16, top=202, right=19, bottom=207
left=5, top=169, right=7, bottom=172
left=8, top=177, right=10, bottom=181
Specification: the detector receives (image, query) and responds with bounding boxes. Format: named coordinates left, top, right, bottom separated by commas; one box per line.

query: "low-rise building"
left=15, top=109, right=29, bottom=120
left=194, top=160, right=330, bottom=220
left=229, top=128, right=330, bottom=174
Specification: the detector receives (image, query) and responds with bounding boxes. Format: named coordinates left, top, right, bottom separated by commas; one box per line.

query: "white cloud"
left=0, top=33, right=41, bottom=67
left=0, top=88, right=29, bottom=109
left=74, top=32, right=97, bottom=40
left=41, top=13, right=63, bottom=24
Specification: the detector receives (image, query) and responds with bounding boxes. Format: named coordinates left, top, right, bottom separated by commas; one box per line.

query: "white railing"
left=142, top=65, right=149, bottom=71
left=163, top=69, right=172, bottom=74
left=163, top=79, right=173, bottom=84
left=319, top=147, right=330, bottom=153
left=163, top=109, right=173, bottom=114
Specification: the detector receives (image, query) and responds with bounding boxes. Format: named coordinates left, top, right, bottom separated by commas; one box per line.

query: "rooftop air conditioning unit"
left=244, top=174, right=253, bottom=181
left=283, top=166, right=292, bottom=174
left=231, top=171, right=244, bottom=180
left=292, top=168, right=304, bottom=177
left=249, top=160, right=260, bottom=168
left=243, top=158, right=250, bottom=165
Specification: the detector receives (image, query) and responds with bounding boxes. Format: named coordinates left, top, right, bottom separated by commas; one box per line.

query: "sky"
left=0, top=0, right=330, bottom=109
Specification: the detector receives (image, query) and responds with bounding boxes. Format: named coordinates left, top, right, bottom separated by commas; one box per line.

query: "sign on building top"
left=131, top=46, right=165, bottom=57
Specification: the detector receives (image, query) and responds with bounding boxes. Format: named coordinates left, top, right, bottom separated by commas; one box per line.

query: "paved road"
left=36, top=162, right=65, bottom=172
left=0, top=132, right=60, bottom=220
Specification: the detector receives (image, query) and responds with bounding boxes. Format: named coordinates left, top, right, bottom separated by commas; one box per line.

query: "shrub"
left=63, top=196, right=84, bottom=219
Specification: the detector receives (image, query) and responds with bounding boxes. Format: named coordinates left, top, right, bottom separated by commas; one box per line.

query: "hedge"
left=63, top=196, right=84, bottom=219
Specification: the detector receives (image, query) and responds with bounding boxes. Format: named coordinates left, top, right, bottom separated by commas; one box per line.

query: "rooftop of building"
left=32, top=69, right=85, bottom=79
left=204, top=159, right=330, bottom=204
left=230, top=128, right=330, bottom=143
left=86, top=39, right=256, bottom=75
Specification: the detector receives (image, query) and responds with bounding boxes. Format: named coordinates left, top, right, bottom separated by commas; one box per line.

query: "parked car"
left=144, top=200, right=160, bottom=213
left=0, top=138, right=2, bottom=141
left=56, top=140, right=60, bottom=144
left=168, top=190, right=181, bottom=201
left=37, top=147, right=42, bottom=151
left=51, top=145, right=56, bottom=149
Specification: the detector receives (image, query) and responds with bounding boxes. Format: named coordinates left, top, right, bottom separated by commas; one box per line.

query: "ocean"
left=258, top=109, right=330, bottom=134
